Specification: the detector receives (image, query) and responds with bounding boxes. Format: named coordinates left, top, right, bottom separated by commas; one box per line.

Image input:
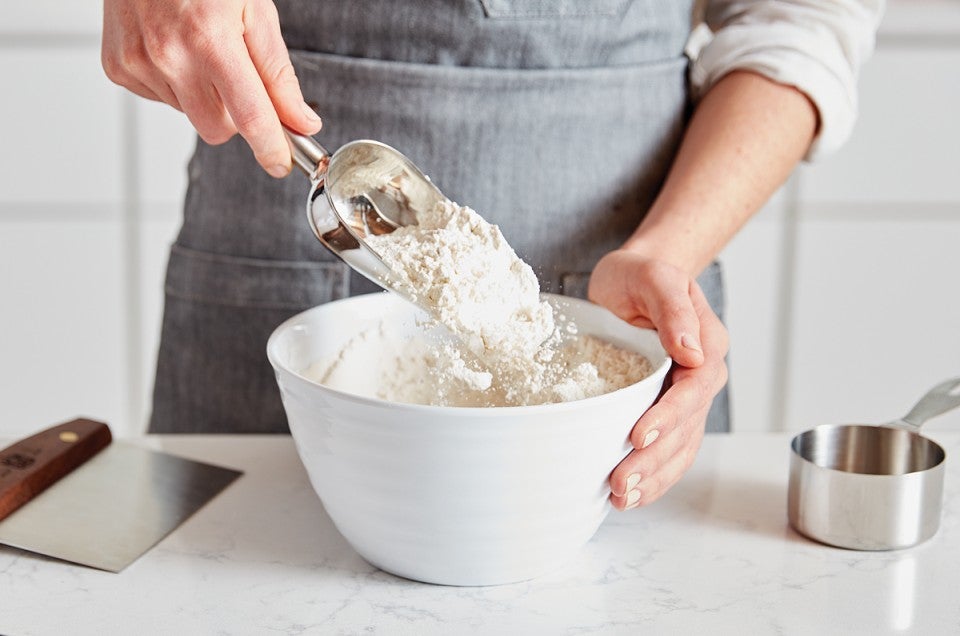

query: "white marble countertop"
left=1, top=432, right=958, bottom=635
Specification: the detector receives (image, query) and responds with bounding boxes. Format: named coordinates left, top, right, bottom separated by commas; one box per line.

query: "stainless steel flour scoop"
left=788, top=377, right=960, bottom=550
left=284, top=129, right=446, bottom=307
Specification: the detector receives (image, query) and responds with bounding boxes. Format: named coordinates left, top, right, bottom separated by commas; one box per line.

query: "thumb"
left=646, top=279, right=705, bottom=368
left=243, top=0, right=322, bottom=135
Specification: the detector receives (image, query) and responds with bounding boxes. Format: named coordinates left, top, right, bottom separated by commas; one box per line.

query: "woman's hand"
left=589, top=249, right=729, bottom=509
left=102, top=0, right=321, bottom=177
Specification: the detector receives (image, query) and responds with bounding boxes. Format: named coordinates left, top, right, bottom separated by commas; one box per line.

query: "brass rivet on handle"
left=59, top=431, right=79, bottom=443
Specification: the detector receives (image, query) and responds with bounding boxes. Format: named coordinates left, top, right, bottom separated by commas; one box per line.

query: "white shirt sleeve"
left=688, top=0, right=886, bottom=161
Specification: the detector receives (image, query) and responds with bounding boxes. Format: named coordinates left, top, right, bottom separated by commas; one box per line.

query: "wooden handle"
left=0, top=418, right=112, bottom=522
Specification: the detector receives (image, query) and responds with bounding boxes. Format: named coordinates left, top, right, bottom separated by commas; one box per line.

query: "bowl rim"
left=266, top=292, right=672, bottom=416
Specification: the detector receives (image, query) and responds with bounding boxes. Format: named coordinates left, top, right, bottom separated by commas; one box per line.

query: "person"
left=102, top=0, right=883, bottom=511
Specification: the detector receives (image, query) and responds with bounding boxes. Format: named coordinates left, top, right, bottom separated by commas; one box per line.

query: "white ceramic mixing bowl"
left=267, top=292, right=670, bottom=586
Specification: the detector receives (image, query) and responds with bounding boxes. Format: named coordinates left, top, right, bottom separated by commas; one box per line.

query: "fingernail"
left=267, top=164, right=290, bottom=178
left=301, top=102, right=322, bottom=125
left=625, top=489, right=641, bottom=508
left=626, top=473, right=641, bottom=491
left=681, top=333, right=702, bottom=354
left=642, top=429, right=660, bottom=449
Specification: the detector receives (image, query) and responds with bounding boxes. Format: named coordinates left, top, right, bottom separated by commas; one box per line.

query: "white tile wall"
left=0, top=217, right=127, bottom=437
left=0, top=21, right=195, bottom=438
left=133, top=100, right=197, bottom=431
left=136, top=100, right=197, bottom=206
left=782, top=8, right=960, bottom=434
left=785, top=211, right=960, bottom=433
left=880, top=0, right=960, bottom=38
left=798, top=47, right=960, bottom=204
left=0, top=2, right=103, bottom=35
left=1, top=1, right=958, bottom=439
left=135, top=214, right=184, bottom=431
left=719, top=191, right=790, bottom=432
left=724, top=3, right=960, bottom=432
left=0, top=48, right=123, bottom=204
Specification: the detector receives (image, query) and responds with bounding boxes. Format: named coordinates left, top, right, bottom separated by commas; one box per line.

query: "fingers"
left=690, top=279, right=730, bottom=359
left=243, top=0, right=323, bottom=136
left=609, top=409, right=708, bottom=509
left=102, top=0, right=319, bottom=178
left=102, top=37, right=182, bottom=109
left=204, top=29, right=290, bottom=177
left=626, top=331, right=727, bottom=453
left=174, top=81, right=237, bottom=145
left=588, top=249, right=730, bottom=509
left=608, top=277, right=729, bottom=510
left=593, top=253, right=705, bottom=368
left=101, top=1, right=240, bottom=147
left=608, top=356, right=727, bottom=509
left=115, top=75, right=164, bottom=104
left=644, top=272, right=704, bottom=369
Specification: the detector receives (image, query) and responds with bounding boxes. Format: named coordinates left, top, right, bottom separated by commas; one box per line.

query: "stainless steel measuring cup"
left=788, top=377, right=960, bottom=550
left=284, top=129, right=446, bottom=308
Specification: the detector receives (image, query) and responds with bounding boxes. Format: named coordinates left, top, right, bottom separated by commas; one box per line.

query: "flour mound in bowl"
left=306, top=321, right=654, bottom=407
left=305, top=200, right=653, bottom=407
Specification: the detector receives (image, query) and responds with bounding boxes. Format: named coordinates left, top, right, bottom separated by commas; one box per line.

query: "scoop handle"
left=0, top=419, right=112, bottom=522
left=894, top=377, right=960, bottom=431
left=285, top=127, right=330, bottom=178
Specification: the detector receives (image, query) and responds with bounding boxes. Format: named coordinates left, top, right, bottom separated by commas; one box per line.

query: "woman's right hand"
left=102, top=0, right=322, bottom=177
left=589, top=249, right=729, bottom=509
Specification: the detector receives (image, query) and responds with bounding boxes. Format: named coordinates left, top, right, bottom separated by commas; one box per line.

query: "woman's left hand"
left=588, top=249, right=729, bottom=509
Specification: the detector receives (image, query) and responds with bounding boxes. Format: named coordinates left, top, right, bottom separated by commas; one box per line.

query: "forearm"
left=623, top=70, right=818, bottom=276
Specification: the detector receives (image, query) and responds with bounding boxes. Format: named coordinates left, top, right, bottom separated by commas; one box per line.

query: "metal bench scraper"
left=0, top=418, right=242, bottom=572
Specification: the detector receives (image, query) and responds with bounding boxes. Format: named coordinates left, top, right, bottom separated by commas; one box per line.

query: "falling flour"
left=303, top=200, right=653, bottom=407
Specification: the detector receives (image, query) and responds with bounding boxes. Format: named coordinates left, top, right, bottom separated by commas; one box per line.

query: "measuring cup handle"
left=894, top=377, right=960, bottom=431
left=284, top=127, right=330, bottom=178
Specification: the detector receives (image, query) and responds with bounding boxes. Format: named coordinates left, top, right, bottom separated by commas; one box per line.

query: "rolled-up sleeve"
left=688, top=1, right=885, bottom=161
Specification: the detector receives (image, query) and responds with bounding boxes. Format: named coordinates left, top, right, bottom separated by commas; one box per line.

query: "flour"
left=364, top=201, right=554, bottom=360
left=304, top=323, right=653, bottom=407
left=307, top=199, right=653, bottom=407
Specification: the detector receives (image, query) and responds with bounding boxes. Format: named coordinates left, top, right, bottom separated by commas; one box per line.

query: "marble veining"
left=1, top=433, right=957, bottom=635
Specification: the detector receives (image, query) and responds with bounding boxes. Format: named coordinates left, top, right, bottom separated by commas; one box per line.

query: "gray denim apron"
left=150, top=0, right=729, bottom=434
